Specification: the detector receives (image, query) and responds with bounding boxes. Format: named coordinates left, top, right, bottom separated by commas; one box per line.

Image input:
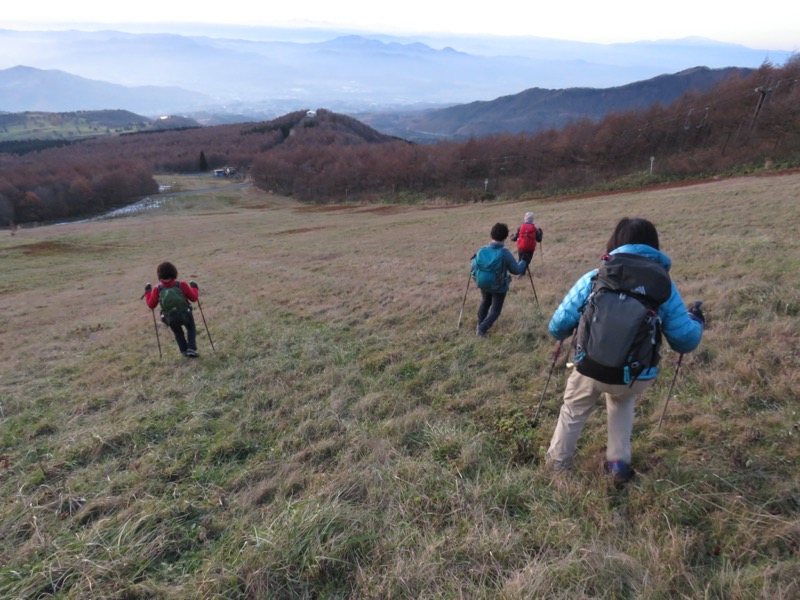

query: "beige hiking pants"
left=546, top=368, right=655, bottom=470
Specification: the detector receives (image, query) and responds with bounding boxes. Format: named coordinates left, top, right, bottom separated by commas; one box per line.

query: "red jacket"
left=516, top=222, right=538, bottom=253
left=145, top=279, right=199, bottom=310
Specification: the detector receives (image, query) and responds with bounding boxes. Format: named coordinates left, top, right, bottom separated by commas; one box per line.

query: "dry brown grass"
left=1, top=172, right=799, bottom=598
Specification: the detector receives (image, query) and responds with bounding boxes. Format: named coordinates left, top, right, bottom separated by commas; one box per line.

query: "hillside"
left=0, top=108, right=402, bottom=224
left=359, top=67, right=754, bottom=140
left=0, top=109, right=200, bottom=144
left=1, top=173, right=799, bottom=598
left=1, top=59, right=798, bottom=227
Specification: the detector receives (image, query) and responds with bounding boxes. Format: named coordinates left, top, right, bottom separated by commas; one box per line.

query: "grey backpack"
left=573, top=253, right=672, bottom=384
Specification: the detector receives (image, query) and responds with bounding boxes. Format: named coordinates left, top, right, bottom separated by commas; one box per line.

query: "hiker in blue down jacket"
left=546, top=217, right=704, bottom=485
left=471, top=222, right=528, bottom=336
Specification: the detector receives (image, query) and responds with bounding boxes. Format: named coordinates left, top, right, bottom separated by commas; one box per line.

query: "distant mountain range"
left=0, top=65, right=212, bottom=114
left=0, top=27, right=792, bottom=119
left=0, top=66, right=759, bottom=143
left=358, top=66, right=755, bottom=141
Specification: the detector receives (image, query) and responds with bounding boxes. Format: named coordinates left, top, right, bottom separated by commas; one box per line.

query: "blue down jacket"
left=548, top=243, right=703, bottom=380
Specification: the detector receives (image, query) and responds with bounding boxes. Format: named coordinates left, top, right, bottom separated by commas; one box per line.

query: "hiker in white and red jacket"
left=510, top=211, right=541, bottom=278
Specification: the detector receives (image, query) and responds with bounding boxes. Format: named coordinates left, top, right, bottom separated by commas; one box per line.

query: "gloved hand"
left=510, top=233, right=518, bottom=242
left=145, top=283, right=152, bottom=293
left=688, top=300, right=705, bottom=325
left=189, top=281, right=198, bottom=289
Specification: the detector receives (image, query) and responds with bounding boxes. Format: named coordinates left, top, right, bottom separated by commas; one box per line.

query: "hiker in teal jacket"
left=471, top=222, right=528, bottom=336
left=546, top=217, right=704, bottom=484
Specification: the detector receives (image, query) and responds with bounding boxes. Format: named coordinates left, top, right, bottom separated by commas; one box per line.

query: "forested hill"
left=0, top=109, right=399, bottom=224
left=360, top=67, right=755, bottom=141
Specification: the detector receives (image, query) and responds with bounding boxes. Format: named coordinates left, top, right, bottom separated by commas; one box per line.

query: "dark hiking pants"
left=164, top=309, right=197, bottom=354
left=477, top=290, right=506, bottom=335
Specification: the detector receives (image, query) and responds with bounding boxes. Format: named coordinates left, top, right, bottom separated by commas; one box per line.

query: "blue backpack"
left=472, top=246, right=508, bottom=292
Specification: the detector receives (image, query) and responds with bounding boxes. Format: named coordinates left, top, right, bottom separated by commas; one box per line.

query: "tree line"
left=1, top=58, right=798, bottom=226
left=251, top=61, right=800, bottom=201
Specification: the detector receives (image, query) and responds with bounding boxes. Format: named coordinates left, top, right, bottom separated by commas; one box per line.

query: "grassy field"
left=1, top=173, right=799, bottom=599
left=0, top=113, right=148, bottom=142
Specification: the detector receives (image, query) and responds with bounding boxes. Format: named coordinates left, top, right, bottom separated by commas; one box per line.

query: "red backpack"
left=516, top=222, right=538, bottom=252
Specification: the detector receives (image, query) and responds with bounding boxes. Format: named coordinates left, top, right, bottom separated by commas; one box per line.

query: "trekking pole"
left=527, top=266, right=541, bottom=313
left=150, top=309, right=163, bottom=360
left=656, top=301, right=703, bottom=431
left=195, top=297, right=216, bottom=353
left=656, top=353, right=684, bottom=431
left=457, top=256, right=476, bottom=330
left=456, top=273, right=472, bottom=329
left=532, top=339, right=564, bottom=424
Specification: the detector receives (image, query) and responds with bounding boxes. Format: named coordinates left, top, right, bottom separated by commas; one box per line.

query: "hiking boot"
left=476, top=327, right=486, bottom=337
left=185, top=349, right=198, bottom=358
left=605, top=460, right=634, bottom=488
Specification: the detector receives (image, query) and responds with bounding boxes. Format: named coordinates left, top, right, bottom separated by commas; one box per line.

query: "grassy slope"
left=1, top=174, right=799, bottom=599
left=0, top=112, right=144, bottom=142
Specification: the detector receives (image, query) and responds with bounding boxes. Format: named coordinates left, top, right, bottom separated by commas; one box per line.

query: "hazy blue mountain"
left=0, top=27, right=791, bottom=117
left=357, top=67, right=755, bottom=141
left=0, top=65, right=212, bottom=114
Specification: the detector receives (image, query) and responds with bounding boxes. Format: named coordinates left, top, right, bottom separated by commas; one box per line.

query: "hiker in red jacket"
left=510, top=212, right=542, bottom=278
left=144, top=261, right=200, bottom=357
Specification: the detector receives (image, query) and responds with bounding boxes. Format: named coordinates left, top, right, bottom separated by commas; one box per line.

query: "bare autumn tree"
left=17, top=191, right=43, bottom=222
left=0, top=193, right=15, bottom=226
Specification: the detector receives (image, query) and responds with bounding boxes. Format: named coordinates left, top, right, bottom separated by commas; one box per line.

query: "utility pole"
left=751, top=86, right=772, bottom=133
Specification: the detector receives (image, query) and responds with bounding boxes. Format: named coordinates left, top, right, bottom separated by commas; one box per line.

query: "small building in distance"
left=214, top=166, right=238, bottom=177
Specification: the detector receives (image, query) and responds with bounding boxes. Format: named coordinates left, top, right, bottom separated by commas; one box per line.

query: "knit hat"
left=524, top=212, right=535, bottom=224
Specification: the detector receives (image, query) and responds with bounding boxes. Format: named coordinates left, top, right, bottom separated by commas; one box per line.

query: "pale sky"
left=3, top=0, right=799, bottom=51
